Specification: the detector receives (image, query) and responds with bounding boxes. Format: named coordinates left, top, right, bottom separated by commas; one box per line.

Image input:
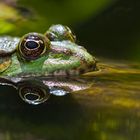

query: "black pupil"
left=25, top=93, right=39, bottom=101
left=47, top=33, right=56, bottom=41
left=26, top=41, right=39, bottom=49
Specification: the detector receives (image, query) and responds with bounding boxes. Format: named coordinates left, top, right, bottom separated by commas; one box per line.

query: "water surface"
left=0, top=60, right=140, bottom=140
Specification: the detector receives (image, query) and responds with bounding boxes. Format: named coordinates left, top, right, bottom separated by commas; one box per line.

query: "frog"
left=0, top=24, right=97, bottom=105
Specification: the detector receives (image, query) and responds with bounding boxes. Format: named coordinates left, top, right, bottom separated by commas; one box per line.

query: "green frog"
left=0, top=24, right=97, bottom=105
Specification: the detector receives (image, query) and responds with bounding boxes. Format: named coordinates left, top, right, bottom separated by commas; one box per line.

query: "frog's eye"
left=65, top=26, right=76, bottom=42
left=45, top=32, right=57, bottom=41
left=45, top=24, right=76, bottom=42
left=17, top=33, right=50, bottom=60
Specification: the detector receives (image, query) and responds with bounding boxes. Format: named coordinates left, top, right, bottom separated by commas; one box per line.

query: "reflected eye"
left=18, top=80, right=50, bottom=105
left=18, top=33, right=50, bottom=60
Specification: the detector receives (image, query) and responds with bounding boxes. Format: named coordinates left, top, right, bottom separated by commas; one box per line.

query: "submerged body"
left=0, top=24, right=96, bottom=105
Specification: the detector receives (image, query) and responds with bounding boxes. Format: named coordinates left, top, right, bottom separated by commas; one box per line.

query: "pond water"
left=0, top=60, right=139, bottom=140
left=0, top=0, right=140, bottom=140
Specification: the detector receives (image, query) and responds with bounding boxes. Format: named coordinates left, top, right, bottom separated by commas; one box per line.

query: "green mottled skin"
left=0, top=37, right=96, bottom=77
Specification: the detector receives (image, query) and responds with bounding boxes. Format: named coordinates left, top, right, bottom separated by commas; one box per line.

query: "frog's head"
left=17, top=32, right=50, bottom=61
left=9, top=32, right=52, bottom=76
left=45, top=24, right=76, bottom=42
left=13, top=26, right=78, bottom=76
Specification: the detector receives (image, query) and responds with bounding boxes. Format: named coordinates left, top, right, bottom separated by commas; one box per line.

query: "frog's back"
left=0, top=36, right=20, bottom=73
left=0, top=36, right=19, bottom=56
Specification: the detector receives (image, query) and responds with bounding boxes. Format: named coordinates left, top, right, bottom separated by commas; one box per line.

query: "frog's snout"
left=18, top=81, right=50, bottom=105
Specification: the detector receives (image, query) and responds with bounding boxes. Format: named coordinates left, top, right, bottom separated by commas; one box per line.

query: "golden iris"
left=17, top=33, right=50, bottom=60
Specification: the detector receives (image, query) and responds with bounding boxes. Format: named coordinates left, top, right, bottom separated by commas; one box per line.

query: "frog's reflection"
left=0, top=83, right=84, bottom=140
left=0, top=74, right=140, bottom=140
left=0, top=76, right=92, bottom=105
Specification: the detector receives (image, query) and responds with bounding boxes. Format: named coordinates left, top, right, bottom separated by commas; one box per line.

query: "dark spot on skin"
left=79, top=68, right=85, bottom=74
left=65, top=70, right=70, bottom=76
left=88, top=64, right=94, bottom=69
left=87, top=62, right=97, bottom=71
left=56, top=70, right=60, bottom=74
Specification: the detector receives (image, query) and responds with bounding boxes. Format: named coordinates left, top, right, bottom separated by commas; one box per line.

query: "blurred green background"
left=0, top=0, right=140, bottom=61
